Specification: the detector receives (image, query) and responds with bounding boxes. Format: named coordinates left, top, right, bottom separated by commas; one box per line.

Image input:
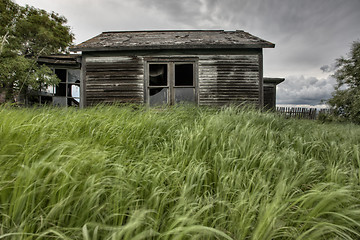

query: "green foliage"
left=328, top=41, right=360, bottom=123
left=0, top=55, right=59, bottom=101
left=0, top=0, right=73, bottom=102
left=0, top=105, right=360, bottom=239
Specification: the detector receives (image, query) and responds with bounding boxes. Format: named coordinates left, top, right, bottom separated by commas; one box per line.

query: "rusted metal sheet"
left=85, top=56, right=144, bottom=105
left=198, top=55, right=260, bottom=106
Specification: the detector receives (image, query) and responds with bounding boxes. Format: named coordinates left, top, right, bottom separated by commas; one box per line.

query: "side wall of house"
left=82, top=50, right=262, bottom=107
left=198, top=54, right=260, bottom=106
left=84, top=56, right=144, bottom=105
left=263, top=85, right=276, bottom=109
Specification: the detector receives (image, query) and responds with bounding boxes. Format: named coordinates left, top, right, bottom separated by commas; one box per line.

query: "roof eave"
left=263, top=77, right=285, bottom=85
left=70, top=43, right=275, bottom=52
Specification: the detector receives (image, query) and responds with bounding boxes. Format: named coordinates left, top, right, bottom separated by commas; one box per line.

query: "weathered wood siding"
left=198, top=55, right=260, bottom=106
left=85, top=56, right=144, bottom=105
left=264, top=85, right=276, bottom=110
left=82, top=52, right=262, bottom=107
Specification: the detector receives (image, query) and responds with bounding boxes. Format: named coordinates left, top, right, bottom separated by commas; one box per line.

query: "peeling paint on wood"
left=85, top=56, right=144, bottom=105
left=86, top=56, right=136, bottom=63
left=198, top=54, right=260, bottom=106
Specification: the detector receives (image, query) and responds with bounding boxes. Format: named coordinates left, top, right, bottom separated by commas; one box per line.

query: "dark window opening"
left=29, top=68, right=80, bottom=107
left=175, top=64, right=193, bottom=86
left=67, top=97, right=80, bottom=106
left=27, top=95, right=39, bottom=106
left=149, top=64, right=167, bottom=86
left=55, top=69, right=67, bottom=96
left=149, top=87, right=164, bottom=96
left=40, top=96, right=53, bottom=105
left=54, top=69, right=80, bottom=106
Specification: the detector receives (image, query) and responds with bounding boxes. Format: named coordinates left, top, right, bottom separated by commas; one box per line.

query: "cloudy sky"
left=15, top=0, right=360, bottom=107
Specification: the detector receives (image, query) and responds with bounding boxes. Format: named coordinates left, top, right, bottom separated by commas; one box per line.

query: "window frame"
left=145, top=59, right=198, bottom=106
left=41, top=68, right=81, bottom=107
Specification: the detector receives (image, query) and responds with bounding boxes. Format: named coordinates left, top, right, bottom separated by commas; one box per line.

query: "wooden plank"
left=197, top=54, right=260, bottom=106
left=86, top=56, right=137, bottom=63
left=87, top=77, right=142, bottom=81
left=87, top=83, right=143, bottom=87
left=84, top=55, right=144, bottom=105
left=86, top=72, right=142, bottom=77
left=87, top=92, right=143, bottom=97
left=199, top=82, right=259, bottom=85
left=86, top=68, right=142, bottom=73
left=80, top=56, right=87, bottom=108
left=258, top=50, right=263, bottom=107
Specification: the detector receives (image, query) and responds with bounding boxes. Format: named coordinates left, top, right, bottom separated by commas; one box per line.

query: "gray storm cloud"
left=277, top=75, right=336, bottom=105
left=320, top=64, right=337, bottom=73
left=133, top=0, right=360, bottom=76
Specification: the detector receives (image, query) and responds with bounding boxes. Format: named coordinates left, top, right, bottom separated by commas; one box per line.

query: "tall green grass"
left=0, top=104, right=359, bottom=239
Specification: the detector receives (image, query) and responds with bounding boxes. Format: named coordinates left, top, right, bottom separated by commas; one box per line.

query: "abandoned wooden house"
left=31, top=30, right=284, bottom=108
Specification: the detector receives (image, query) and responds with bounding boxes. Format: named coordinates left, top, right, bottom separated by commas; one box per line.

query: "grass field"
left=0, top=105, right=360, bottom=239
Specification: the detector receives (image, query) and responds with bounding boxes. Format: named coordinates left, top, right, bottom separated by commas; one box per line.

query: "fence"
left=276, top=107, right=332, bottom=120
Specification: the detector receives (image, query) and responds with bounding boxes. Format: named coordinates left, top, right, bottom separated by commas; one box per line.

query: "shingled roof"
left=71, top=30, right=275, bottom=52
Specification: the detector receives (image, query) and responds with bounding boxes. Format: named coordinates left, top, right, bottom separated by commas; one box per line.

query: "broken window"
left=174, top=63, right=195, bottom=103
left=149, top=64, right=168, bottom=86
left=147, top=61, right=196, bottom=106
left=33, top=68, right=81, bottom=107
left=53, top=69, right=81, bottom=107
left=55, top=69, right=67, bottom=97
left=150, top=88, right=168, bottom=106
left=149, top=64, right=168, bottom=106
left=67, top=69, right=81, bottom=105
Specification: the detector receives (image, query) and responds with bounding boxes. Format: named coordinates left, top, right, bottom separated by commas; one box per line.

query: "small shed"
left=263, top=77, right=285, bottom=110
left=70, top=30, right=277, bottom=108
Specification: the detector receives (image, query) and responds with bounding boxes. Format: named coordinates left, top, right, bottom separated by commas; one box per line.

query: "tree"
left=0, top=0, right=74, bottom=102
left=327, top=41, right=360, bottom=123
